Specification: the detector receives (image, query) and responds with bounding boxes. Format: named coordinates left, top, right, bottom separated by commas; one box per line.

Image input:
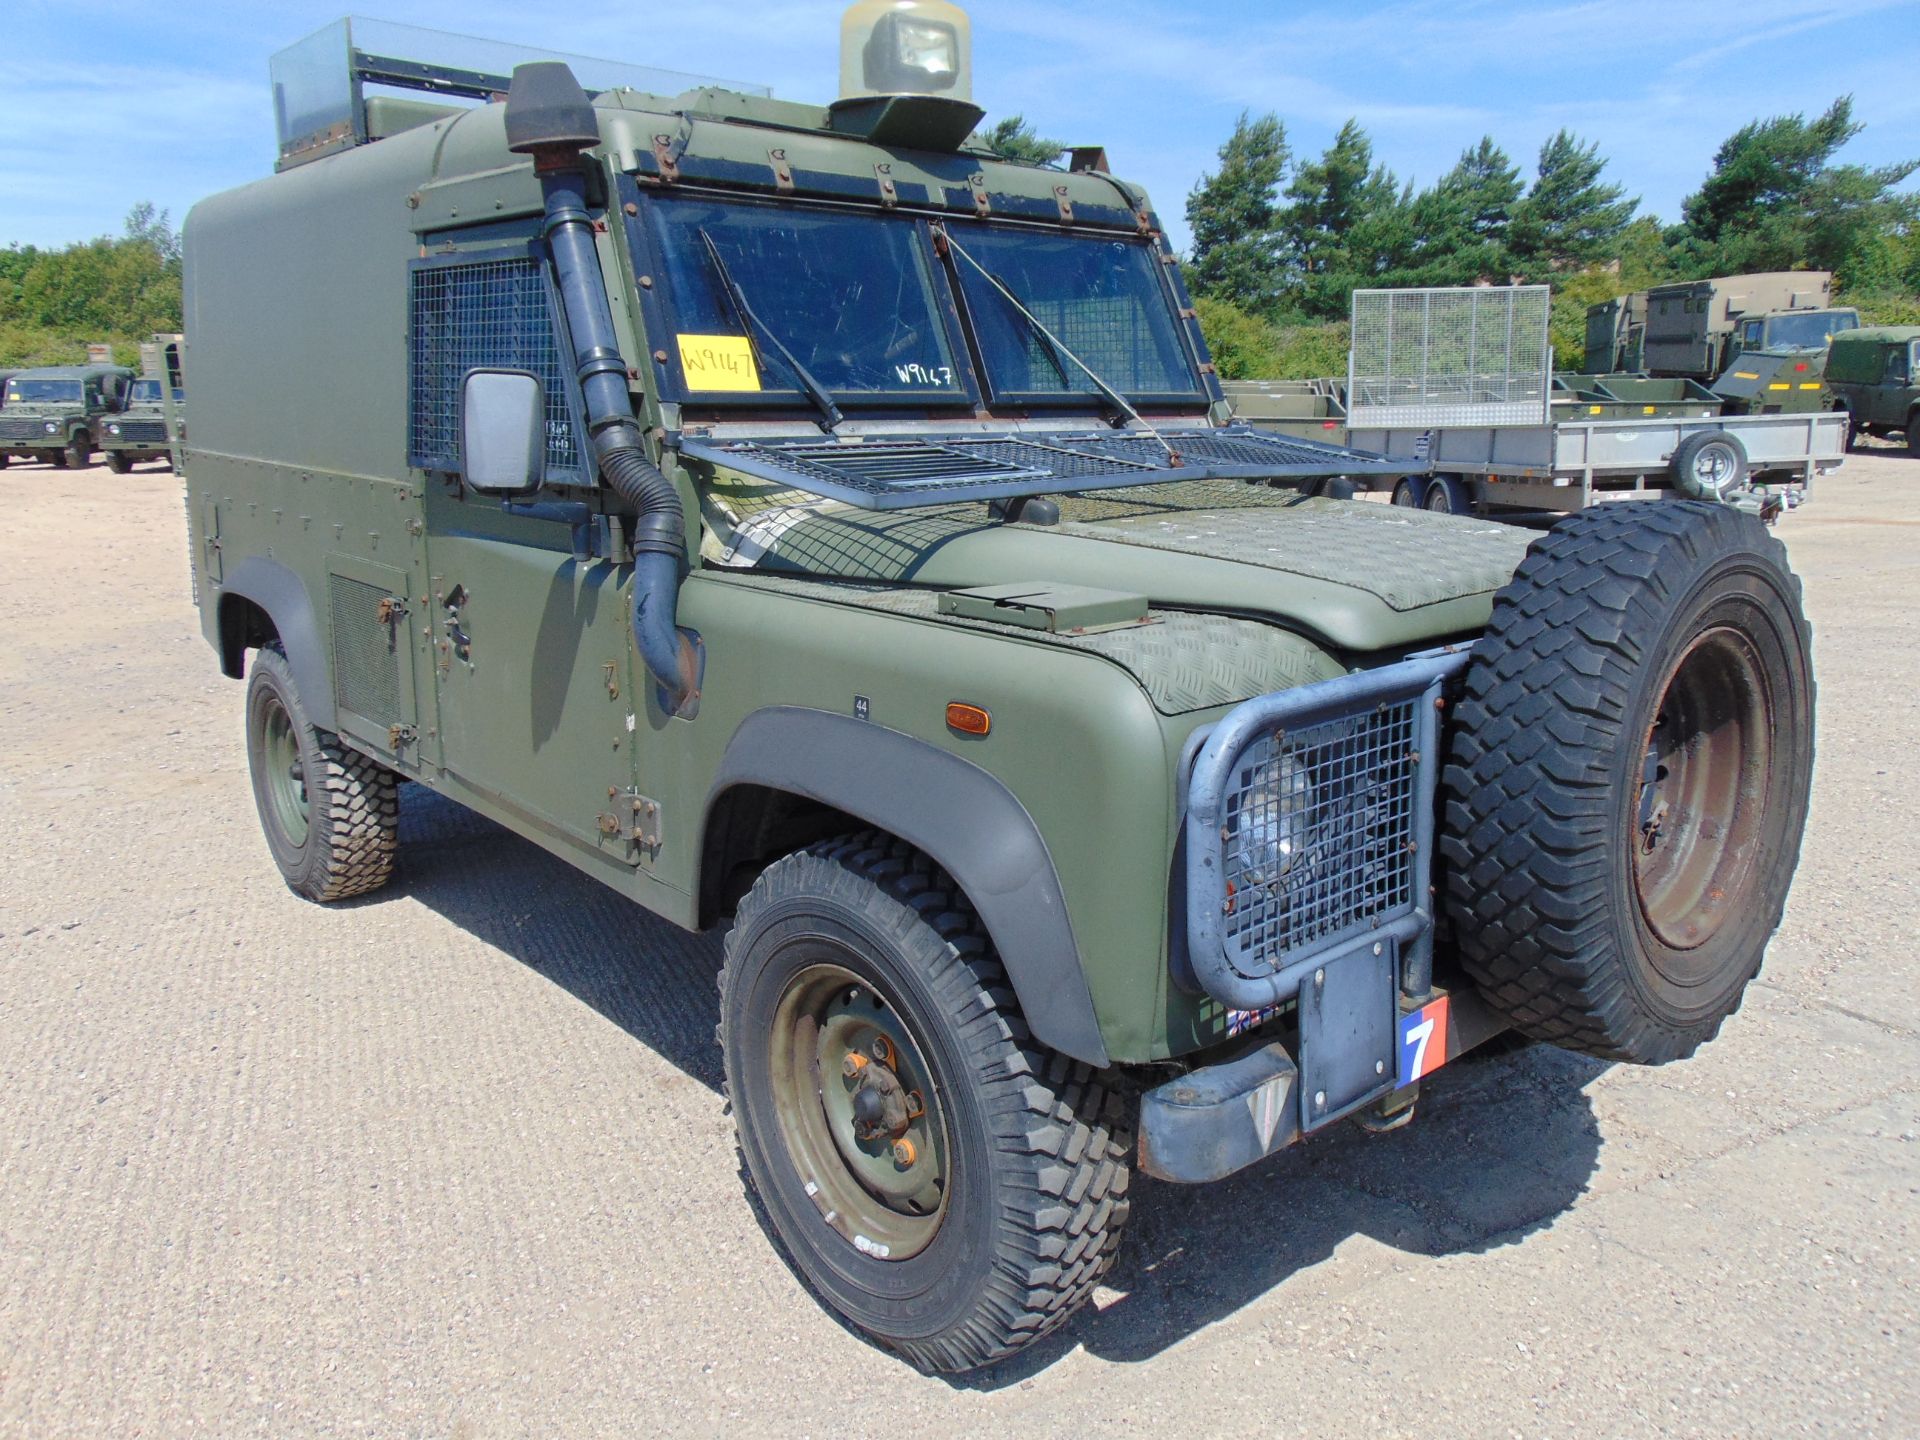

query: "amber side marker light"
left=946, top=702, right=992, bottom=736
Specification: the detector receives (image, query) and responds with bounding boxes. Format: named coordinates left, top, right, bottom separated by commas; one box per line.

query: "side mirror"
left=460, top=368, right=547, bottom=496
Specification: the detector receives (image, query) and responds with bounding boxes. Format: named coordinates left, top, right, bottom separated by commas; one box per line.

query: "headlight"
left=43, top=422, right=58, bottom=434
left=1227, top=754, right=1312, bottom=891
left=109, top=423, right=122, bottom=435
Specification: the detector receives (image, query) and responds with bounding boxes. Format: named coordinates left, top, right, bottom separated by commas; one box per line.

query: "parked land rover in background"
left=1824, top=326, right=1920, bottom=453
left=178, top=7, right=1818, bottom=1371
left=0, top=364, right=134, bottom=468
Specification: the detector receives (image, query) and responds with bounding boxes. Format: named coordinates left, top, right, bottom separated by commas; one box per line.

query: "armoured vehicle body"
left=0, top=364, right=133, bottom=469
left=1823, top=325, right=1920, bottom=453
left=182, top=11, right=1818, bottom=1371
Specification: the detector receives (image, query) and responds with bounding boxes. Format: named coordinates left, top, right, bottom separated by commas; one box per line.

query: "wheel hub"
left=768, top=963, right=949, bottom=1260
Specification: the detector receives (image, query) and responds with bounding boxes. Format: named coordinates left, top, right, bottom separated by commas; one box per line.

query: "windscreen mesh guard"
left=408, top=250, right=588, bottom=483
left=680, top=424, right=1404, bottom=510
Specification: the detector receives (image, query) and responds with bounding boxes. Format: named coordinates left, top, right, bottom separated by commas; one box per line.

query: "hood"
left=704, top=479, right=1534, bottom=653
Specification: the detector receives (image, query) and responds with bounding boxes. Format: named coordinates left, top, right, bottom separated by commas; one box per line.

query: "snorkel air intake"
left=505, top=61, right=702, bottom=716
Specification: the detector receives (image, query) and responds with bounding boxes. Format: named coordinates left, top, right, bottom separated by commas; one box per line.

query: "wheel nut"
left=891, top=1138, right=917, bottom=1167
left=870, top=1037, right=893, bottom=1064
left=842, top=1053, right=868, bottom=1079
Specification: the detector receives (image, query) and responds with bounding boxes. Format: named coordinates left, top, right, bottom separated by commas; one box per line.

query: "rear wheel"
left=244, top=646, right=399, bottom=902
left=1423, top=474, right=1472, bottom=514
left=720, top=832, right=1131, bottom=1372
left=1441, top=502, right=1813, bottom=1063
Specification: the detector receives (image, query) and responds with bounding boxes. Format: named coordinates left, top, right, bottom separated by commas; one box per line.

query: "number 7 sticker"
left=1397, top=995, right=1451, bottom=1087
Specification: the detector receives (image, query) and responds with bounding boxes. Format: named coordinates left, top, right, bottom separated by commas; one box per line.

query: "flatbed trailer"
left=1348, top=409, right=1847, bottom=516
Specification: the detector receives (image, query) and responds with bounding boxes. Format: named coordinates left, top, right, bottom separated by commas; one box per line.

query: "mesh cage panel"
left=328, top=575, right=401, bottom=722
left=1347, top=286, right=1551, bottom=429
left=1220, top=699, right=1419, bottom=976
left=0, top=419, right=53, bottom=441
left=408, top=252, right=587, bottom=482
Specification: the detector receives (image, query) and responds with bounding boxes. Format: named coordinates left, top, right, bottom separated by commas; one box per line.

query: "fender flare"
left=218, top=556, right=336, bottom=730
left=706, top=707, right=1110, bottom=1066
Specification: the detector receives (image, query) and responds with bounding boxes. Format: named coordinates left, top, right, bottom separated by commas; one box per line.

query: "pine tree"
left=977, top=116, right=1063, bottom=165
left=1403, top=136, right=1523, bottom=285
left=1676, top=97, right=1918, bottom=290
left=1508, top=131, right=1636, bottom=278
left=1279, top=120, right=1409, bottom=317
left=1184, top=112, right=1290, bottom=313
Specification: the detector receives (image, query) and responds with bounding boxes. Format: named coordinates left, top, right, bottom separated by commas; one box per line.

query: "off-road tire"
left=720, top=832, right=1131, bottom=1372
left=245, top=646, right=398, bottom=902
left=1906, top=412, right=1920, bottom=457
left=1440, top=502, right=1814, bottom=1064
left=47, top=448, right=68, bottom=469
left=106, top=451, right=132, bottom=475
left=62, top=436, right=91, bottom=470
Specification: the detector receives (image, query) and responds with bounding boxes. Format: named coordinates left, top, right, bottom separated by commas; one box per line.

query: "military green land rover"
left=182, top=9, right=1817, bottom=1371
left=1824, top=326, right=1920, bottom=454
left=0, top=363, right=134, bottom=469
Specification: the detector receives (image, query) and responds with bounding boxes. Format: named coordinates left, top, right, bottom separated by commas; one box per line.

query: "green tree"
left=1279, top=119, right=1410, bottom=316
left=1184, top=112, right=1290, bottom=313
left=1675, top=97, right=1918, bottom=291
left=1402, top=136, right=1523, bottom=285
left=977, top=115, right=1063, bottom=165
left=1508, top=130, right=1636, bottom=278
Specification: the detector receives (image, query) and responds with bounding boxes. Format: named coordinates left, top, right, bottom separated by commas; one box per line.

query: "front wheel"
left=106, top=451, right=132, bottom=475
left=720, top=833, right=1131, bottom=1372
left=63, top=436, right=91, bottom=470
left=1907, top=413, right=1920, bottom=457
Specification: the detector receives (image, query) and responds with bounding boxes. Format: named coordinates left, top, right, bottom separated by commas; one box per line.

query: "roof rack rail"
left=269, top=17, right=771, bottom=170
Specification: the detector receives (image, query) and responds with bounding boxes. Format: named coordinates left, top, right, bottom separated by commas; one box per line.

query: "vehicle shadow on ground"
left=388, top=783, right=1608, bottom=1381
left=388, top=782, right=728, bottom=1090
left=961, top=1041, right=1609, bottom=1386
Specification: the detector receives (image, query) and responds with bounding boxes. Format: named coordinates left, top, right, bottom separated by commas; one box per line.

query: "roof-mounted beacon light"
left=840, top=0, right=972, bottom=101
left=831, top=1, right=983, bottom=151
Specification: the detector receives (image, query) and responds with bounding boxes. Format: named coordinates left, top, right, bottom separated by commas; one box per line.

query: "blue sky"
left=2, top=0, right=1916, bottom=253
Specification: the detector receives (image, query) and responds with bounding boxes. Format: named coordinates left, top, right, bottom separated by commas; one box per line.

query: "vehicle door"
left=1878, top=344, right=1913, bottom=426
left=407, top=237, right=640, bottom=866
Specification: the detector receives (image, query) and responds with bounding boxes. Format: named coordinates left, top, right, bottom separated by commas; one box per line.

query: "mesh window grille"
left=408, top=251, right=587, bottom=482
left=328, top=574, right=401, bottom=722
left=1347, top=285, right=1551, bottom=429
left=1219, top=699, right=1420, bottom=976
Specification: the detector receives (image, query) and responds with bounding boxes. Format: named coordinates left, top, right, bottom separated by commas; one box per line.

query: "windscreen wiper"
left=698, top=228, right=843, bottom=432
left=935, top=223, right=1180, bottom=464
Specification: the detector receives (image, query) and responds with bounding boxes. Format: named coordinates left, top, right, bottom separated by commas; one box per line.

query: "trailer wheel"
left=1668, top=430, right=1748, bottom=501
left=720, top=832, right=1131, bottom=1372
left=1391, top=477, right=1423, bottom=507
left=1423, top=474, right=1472, bottom=514
left=1440, top=502, right=1813, bottom=1064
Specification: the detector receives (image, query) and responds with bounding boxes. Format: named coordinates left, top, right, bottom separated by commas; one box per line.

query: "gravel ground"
left=1, top=450, right=1916, bottom=1438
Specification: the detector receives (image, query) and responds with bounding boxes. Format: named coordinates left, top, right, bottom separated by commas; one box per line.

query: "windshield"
left=642, top=195, right=964, bottom=402
left=1764, top=311, right=1858, bottom=350
left=950, top=227, right=1201, bottom=400
left=6, top=379, right=82, bottom=405
left=129, top=379, right=163, bottom=404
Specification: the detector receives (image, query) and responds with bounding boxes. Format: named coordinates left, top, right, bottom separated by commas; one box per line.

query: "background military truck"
left=0, top=363, right=134, bottom=468
left=1586, top=272, right=1858, bottom=415
left=181, top=9, right=1817, bottom=1372
left=94, top=335, right=185, bottom=473
left=1823, top=326, right=1920, bottom=454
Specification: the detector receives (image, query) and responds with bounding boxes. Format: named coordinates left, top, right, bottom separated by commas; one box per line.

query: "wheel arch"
left=217, top=556, right=336, bottom=730
left=701, top=707, right=1110, bottom=1067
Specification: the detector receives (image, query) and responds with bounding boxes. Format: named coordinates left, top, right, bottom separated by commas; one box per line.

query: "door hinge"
left=597, top=789, right=662, bottom=855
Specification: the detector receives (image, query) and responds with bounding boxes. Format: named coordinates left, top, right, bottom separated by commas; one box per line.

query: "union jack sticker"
left=1396, top=996, right=1451, bottom=1088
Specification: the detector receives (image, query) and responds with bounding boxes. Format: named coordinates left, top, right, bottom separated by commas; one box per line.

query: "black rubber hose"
left=537, top=168, right=701, bottom=715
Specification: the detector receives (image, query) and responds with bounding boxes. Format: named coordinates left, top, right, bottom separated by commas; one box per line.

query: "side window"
left=1740, top=321, right=1762, bottom=347
left=407, top=245, right=591, bottom=485
left=1887, top=347, right=1911, bottom=386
